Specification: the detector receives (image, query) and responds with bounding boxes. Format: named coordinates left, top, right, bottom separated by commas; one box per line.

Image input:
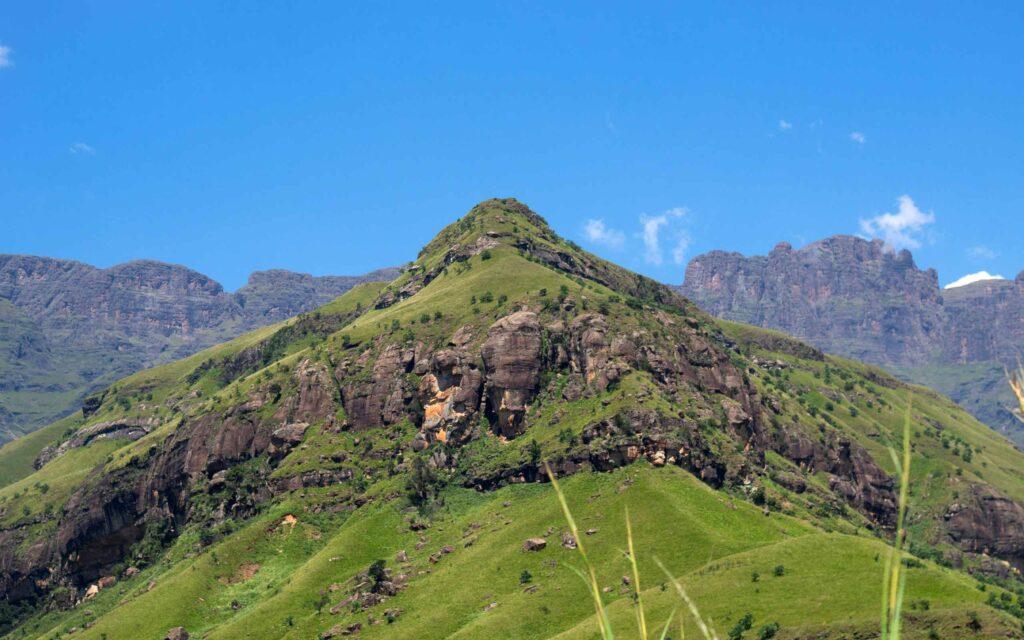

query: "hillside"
left=3, top=200, right=1024, bottom=639
left=0, top=255, right=400, bottom=444
left=680, top=236, right=1024, bottom=445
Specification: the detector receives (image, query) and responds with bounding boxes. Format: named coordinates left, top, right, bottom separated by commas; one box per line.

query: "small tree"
left=773, top=564, right=785, bottom=577
left=481, top=249, right=493, bottom=260
left=519, top=569, right=533, bottom=584
left=368, top=559, right=388, bottom=590
left=528, top=439, right=542, bottom=466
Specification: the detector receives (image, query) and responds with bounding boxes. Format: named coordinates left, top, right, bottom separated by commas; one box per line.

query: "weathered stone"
left=164, top=627, right=189, bottom=640
left=522, top=538, right=547, bottom=552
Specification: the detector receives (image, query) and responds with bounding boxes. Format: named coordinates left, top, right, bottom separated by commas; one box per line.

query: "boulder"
left=164, top=628, right=189, bottom=640
left=522, top=537, right=547, bottom=552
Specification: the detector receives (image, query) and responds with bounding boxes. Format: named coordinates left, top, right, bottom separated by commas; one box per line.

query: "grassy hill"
left=3, top=199, right=1024, bottom=639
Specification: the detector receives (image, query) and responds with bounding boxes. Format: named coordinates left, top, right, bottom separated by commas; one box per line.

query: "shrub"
left=757, top=622, right=780, bottom=639
left=519, top=569, right=532, bottom=584
left=481, top=249, right=492, bottom=260
left=728, top=612, right=754, bottom=640
left=480, top=291, right=494, bottom=303
left=368, top=559, right=387, bottom=588
left=773, top=564, right=785, bottom=577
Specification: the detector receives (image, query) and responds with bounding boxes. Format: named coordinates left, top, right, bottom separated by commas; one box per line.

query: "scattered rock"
left=523, top=538, right=547, bottom=552
left=561, top=532, right=577, bottom=549
left=164, top=628, right=189, bottom=640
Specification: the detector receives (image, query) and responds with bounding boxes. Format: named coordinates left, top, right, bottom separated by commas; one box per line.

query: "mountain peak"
left=395, top=198, right=690, bottom=315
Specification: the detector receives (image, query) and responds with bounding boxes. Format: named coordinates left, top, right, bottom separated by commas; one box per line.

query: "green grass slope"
left=15, top=468, right=1016, bottom=640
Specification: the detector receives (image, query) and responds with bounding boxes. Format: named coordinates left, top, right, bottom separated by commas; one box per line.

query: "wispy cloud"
left=967, top=245, right=998, bottom=261
left=850, top=131, right=866, bottom=144
left=605, top=112, right=618, bottom=136
left=859, top=195, right=935, bottom=250
left=778, top=119, right=792, bottom=131
left=583, top=218, right=625, bottom=249
left=0, top=44, right=12, bottom=68
left=944, top=271, right=1006, bottom=289
left=69, top=142, right=96, bottom=155
left=641, top=207, right=688, bottom=266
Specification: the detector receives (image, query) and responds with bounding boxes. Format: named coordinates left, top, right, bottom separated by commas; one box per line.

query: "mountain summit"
left=3, top=200, right=1024, bottom=637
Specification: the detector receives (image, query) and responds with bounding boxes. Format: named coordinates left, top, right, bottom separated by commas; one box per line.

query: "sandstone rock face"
left=680, top=235, right=1024, bottom=441
left=481, top=311, right=543, bottom=438
left=0, top=255, right=398, bottom=442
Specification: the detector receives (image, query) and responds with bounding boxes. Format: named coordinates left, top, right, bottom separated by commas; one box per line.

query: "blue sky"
left=1, top=2, right=1022, bottom=291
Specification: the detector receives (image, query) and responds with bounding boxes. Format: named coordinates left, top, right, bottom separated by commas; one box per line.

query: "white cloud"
left=850, top=131, right=866, bottom=144
left=0, top=45, right=12, bottom=68
left=583, top=218, right=625, bottom=249
left=944, top=271, right=1006, bottom=289
left=778, top=119, right=792, bottom=131
left=671, top=232, right=691, bottom=266
left=69, top=142, right=95, bottom=155
left=640, top=207, right=687, bottom=266
left=858, top=195, right=935, bottom=250
left=967, top=245, right=998, bottom=261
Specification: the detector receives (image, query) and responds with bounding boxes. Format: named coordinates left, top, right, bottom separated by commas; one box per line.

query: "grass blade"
left=657, top=609, right=678, bottom=640
left=626, top=509, right=649, bottom=640
left=545, top=461, right=613, bottom=640
left=655, top=558, right=719, bottom=640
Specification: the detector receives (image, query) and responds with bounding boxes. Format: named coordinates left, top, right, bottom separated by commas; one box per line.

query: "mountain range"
left=0, top=255, right=400, bottom=443
left=680, top=236, right=1024, bottom=445
left=3, top=200, right=1024, bottom=638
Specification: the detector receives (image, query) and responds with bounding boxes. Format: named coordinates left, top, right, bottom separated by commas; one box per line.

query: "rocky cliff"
left=0, top=256, right=400, bottom=443
left=680, top=236, right=1024, bottom=442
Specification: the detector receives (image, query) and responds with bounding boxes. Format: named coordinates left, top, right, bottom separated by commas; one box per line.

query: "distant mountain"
left=0, top=255, right=400, bottom=443
left=680, top=235, right=1024, bottom=443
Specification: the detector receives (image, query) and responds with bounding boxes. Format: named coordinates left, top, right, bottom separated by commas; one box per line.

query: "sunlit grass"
left=546, top=403, right=918, bottom=640
left=546, top=461, right=719, bottom=640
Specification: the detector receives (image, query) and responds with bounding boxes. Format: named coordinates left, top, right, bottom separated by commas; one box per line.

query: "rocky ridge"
left=0, top=255, right=400, bottom=442
left=680, top=235, right=1024, bottom=441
